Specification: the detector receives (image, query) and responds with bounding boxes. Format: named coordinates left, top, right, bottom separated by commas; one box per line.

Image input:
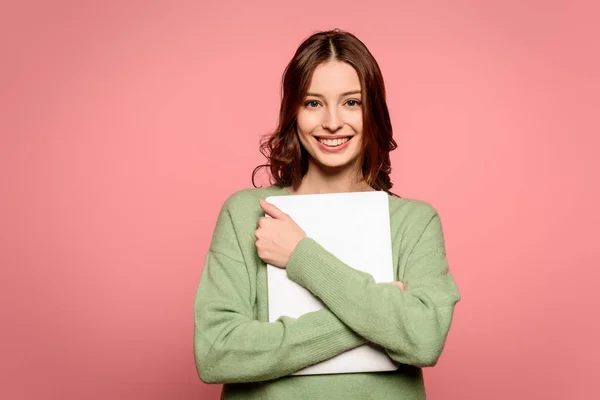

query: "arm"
left=285, top=207, right=461, bottom=367
left=193, top=203, right=366, bottom=384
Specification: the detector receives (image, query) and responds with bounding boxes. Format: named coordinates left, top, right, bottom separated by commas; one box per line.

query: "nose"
left=322, top=107, right=342, bottom=131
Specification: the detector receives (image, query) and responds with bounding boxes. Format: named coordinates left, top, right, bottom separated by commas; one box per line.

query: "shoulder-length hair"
left=252, top=29, right=398, bottom=194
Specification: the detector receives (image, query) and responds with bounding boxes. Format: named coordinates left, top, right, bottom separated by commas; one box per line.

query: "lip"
left=313, top=136, right=353, bottom=153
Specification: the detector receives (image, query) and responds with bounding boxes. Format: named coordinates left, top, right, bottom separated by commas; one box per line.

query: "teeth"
left=318, top=137, right=350, bottom=146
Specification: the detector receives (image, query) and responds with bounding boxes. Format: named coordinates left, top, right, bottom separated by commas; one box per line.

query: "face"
left=296, top=60, right=363, bottom=173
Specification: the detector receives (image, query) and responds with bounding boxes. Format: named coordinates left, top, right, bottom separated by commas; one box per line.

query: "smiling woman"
left=193, top=29, right=460, bottom=400
left=252, top=29, right=397, bottom=195
left=297, top=62, right=364, bottom=170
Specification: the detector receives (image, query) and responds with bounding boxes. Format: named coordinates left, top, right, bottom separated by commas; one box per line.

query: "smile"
left=318, top=137, right=350, bottom=147
left=313, top=136, right=353, bottom=152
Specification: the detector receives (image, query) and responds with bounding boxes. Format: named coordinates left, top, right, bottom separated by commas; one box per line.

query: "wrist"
left=286, top=237, right=314, bottom=282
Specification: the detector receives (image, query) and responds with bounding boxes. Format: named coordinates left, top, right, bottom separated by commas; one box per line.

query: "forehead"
left=308, top=61, right=361, bottom=94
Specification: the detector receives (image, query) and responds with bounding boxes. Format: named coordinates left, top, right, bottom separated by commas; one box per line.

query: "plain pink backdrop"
left=1, top=0, right=599, bottom=399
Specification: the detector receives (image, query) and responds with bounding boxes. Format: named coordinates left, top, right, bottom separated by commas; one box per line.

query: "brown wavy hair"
left=252, top=29, right=398, bottom=195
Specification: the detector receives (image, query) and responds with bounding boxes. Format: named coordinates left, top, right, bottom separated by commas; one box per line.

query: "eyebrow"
left=306, top=90, right=362, bottom=98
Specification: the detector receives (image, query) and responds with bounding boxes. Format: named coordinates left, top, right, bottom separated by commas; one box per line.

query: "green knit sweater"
left=193, top=185, right=460, bottom=399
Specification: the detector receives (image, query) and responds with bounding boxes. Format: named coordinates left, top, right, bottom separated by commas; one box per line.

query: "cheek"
left=295, top=117, right=312, bottom=148
left=296, top=131, right=311, bottom=150
left=347, top=113, right=363, bottom=132
left=350, top=134, right=363, bottom=151
left=296, top=110, right=321, bottom=134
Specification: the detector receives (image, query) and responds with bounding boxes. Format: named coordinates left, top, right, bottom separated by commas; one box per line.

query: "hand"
left=391, top=281, right=405, bottom=291
left=255, top=199, right=307, bottom=268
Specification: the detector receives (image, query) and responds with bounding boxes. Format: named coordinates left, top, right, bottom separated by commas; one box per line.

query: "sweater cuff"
left=286, top=237, right=377, bottom=313
left=287, top=237, right=315, bottom=285
left=287, top=237, right=339, bottom=289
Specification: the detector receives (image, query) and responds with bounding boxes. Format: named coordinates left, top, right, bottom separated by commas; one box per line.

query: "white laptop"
left=265, top=191, right=398, bottom=375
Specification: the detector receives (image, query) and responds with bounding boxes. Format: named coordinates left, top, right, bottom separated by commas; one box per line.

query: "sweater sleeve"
left=285, top=208, right=461, bottom=368
left=193, top=203, right=366, bottom=384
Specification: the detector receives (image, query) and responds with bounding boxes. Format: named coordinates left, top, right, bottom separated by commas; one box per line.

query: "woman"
left=194, top=29, right=460, bottom=399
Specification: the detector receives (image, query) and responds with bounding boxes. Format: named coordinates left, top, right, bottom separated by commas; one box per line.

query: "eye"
left=304, top=100, right=321, bottom=108
left=345, top=99, right=361, bottom=107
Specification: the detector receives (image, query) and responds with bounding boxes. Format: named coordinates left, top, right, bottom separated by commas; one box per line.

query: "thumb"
left=259, top=199, right=288, bottom=220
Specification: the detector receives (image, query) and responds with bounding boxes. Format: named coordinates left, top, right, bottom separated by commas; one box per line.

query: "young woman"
left=194, top=29, right=460, bottom=399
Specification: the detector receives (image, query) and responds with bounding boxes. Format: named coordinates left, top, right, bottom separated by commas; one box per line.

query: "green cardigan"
left=194, top=185, right=460, bottom=399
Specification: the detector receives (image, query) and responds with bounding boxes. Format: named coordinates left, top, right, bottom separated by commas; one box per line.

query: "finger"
left=259, top=199, right=288, bottom=220
left=257, top=216, right=269, bottom=228
left=255, top=225, right=268, bottom=238
left=255, top=240, right=269, bottom=260
left=383, top=281, right=405, bottom=291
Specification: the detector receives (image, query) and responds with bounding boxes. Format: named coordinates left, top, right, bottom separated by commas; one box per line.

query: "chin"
left=314, top=154, right=360, bottom=170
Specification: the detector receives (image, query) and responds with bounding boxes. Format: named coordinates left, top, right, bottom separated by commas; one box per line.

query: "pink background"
left=2, top=0, right=599, bottom=399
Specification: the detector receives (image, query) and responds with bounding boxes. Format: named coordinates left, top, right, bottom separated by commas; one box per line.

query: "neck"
left=289, top=160, right=374, bottom=195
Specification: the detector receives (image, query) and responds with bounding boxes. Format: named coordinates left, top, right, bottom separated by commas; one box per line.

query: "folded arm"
left=193, top=206, right=365, bottom=384
left=286, top=209, right=461, bottom=367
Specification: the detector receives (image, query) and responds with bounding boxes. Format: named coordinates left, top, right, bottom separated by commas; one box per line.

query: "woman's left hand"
left=255, top=199, right=307, bottom=268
